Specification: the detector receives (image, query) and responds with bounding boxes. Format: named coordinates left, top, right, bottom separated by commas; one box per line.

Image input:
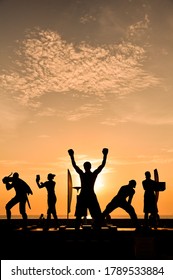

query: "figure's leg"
left=121, top=203, right=140, bottom=229
left=75, top=216, right=82, bottom=230
left=102, top=198, right=118, bottom=218
left=51, top=204, right=60, bottom=229
left=6, top=197, right=18, bottom=220
left=150, top=211, right=158, bottom=229
left=45, top=207, right=51, bottom=230
left=19, top=199, right=27, bottom=229
left=155, top=213, right=160, bottom=228
left=144, top=212, right=149, bottom=228
left=91, top=209, right=102, bottom=229
left=88, top=195, right=102, bottom=229
left=6, top=204, right=11, bottom=220
left=74, top=195, right=83, bottom=230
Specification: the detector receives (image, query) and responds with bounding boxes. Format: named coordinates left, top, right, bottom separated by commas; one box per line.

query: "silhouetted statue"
left=142, top=171, right=159, bottom=229
left=102, top=180, right=140, bottom=230
left=36, top=173, right=59, bottom=230
left=37, top=213, right=45, bottom=228
left=2, top=172, right=33, bottom=229
left=68, top=148, right=109, bottom=230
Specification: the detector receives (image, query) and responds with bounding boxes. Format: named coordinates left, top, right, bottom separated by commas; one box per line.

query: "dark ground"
left=1, top=218, right=173, bottom=260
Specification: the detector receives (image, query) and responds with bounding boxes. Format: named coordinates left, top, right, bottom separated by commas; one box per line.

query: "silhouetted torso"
left=77, top=168, right=102, bottom=195
left=142, top=177, right=158, bottom=213
left=8, top=178, right=31, bottom=199
left=116, top=185, right=135, bottom=201
left=41, top=180, right=56, bottom=203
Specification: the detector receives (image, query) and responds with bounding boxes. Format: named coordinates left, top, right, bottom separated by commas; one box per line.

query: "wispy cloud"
left=80, top=14, right=96, bottom=24
left=36, top=102, right=102, bottom=121
left=0, top=17, right=161, bottom=107
left=101, top=115, right=134, bottom=126
left=107, top=155, right=173, bottom=166
left=65, top=103, right=102, bottom=121
left=38, top=134, right=50, bottom=138
left=127, top=14, right=150, bottom=40
left=37, top=107, right=56, bottom=117
left=0, top=159, right=29, bottom=166
left=101, top=113, right=173, bottom=126
left=0, top=102, right=27, bottom=131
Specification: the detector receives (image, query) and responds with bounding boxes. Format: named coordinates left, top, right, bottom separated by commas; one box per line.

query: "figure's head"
left=145, top=171, right=151, bottom=179
left=48, top=173, right=56, bottom=180
left=12, top=172, right=19, bottom=179
left=129, top=179, right=136, bottom=188
left=83, top=161, right=91, bottom=171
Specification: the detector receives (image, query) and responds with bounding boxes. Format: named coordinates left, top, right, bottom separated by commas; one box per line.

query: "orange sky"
left=0, top=0, right=173, bottom=218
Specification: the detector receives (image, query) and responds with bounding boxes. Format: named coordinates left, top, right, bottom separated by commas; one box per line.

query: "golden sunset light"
left=0, top=0, right=173, bottom=220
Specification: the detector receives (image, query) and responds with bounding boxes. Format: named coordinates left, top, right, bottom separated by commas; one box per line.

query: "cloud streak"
left=101, top=112, right=173, bottom=126
left=0, top=19, right=161, bottom=107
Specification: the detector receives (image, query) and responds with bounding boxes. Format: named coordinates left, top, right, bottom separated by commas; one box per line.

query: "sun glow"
left=95, top=174, right=105, bottom=193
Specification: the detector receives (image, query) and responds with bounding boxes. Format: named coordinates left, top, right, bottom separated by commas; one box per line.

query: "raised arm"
left=5, top=182, right=13, bottom=191
left=102, top=148, right=109, bottom=167
left=36, top=175, right=44, bottom=189
left=68, top=149, right=82, bottom=173
left=95, top=148, right=109, bottom=173
left=2, top=176, right=13, bottom=190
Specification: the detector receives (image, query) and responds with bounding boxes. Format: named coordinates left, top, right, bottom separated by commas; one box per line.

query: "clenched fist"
left=102, top=148, right=109, bottom=155
left=68, top=149, right=74, bottom=156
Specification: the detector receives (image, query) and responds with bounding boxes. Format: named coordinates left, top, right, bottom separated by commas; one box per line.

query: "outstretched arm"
left=68, top=149, right=82, bottom=173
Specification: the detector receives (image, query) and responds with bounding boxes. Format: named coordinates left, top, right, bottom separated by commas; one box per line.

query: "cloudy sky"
left=0, top=0, right=173, bottom=218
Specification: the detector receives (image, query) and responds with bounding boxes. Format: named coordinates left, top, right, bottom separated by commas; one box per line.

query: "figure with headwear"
left=102, top=180, right=140, bottom=230
left=36, top=173, right=59, bottom=230
left=142, top=171, right=159, bottom=229
left=68, top=148, right=108, bottom=230
left=2, top=172, right=33, bottom=229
